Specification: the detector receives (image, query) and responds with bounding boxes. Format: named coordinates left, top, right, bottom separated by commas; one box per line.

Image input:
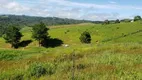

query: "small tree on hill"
left=79, top=31, right=91, bottom=44
left=3, top=26, right=22, bottom=48
left=115, top=19, right=120, bottom=23
left=32, top=22, right=49, bottom=47
left=103, top=20, right=110, bottom=25
left=134, top=16, right=141, bottom=21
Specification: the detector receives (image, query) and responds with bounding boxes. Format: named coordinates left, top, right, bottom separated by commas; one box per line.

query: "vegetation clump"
left=44, top=62, right=56, bottom=75
left=80, top=31, right=91, bottom=44
left=28, top=62, right=47, bottom=77
left=27, top=62, right=56, bottom=78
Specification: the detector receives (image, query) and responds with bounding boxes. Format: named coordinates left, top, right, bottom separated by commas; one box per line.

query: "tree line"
left=0, top=15, right=98, bottom=37
left=103, top=16, right=142, bottom=25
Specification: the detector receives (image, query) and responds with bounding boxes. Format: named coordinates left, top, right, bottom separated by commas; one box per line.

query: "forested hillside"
left=0, top=15, right=102, bottom=36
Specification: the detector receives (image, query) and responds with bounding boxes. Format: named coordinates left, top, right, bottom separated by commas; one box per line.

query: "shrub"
left=27, top=62, right=56, bottom=78
left=27, top=62, right=46, bottom=78
left=44, top=62, right=56, bottom=75
left=79, top=31, right=91, bottom=44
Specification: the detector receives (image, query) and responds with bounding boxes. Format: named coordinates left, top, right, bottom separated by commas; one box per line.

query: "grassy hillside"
left=0, top=22, right=142, bottom=80
left=0, top=15, right=100, bottom=37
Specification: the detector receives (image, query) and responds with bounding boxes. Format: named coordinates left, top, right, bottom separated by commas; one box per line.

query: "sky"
left=0, top=0, right=142, bottom=21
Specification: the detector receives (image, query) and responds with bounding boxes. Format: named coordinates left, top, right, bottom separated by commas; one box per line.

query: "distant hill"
left=0, top=14, right=103, bottom=36
left=0, top=15, right=102, bottom=27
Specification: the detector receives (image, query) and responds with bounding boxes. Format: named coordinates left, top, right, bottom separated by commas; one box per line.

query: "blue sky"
left=71, top=0, right=141, bottom=5
left=0, top=0, right=142, bottom=21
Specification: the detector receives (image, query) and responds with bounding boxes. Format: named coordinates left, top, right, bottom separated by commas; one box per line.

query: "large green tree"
left=32, top=22, right=49, bottom=47
left=3, top=26, right=22, bottom=48
left=134, top=16, right=141, bottom=21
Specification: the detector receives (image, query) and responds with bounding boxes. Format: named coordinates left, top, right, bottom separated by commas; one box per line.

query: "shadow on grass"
left=41, top=38, right=63, bottom=48
left=18, top=40, right=33, bottom=47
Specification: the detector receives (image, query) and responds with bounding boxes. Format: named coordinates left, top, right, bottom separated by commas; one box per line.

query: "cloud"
left=5, top=2, right=30, bottom=12
left=0, top=0, right=30, bottom=14
left=39, top=0, right=118, bottom=9
left=81, top=13, right=120, bottom=21
left=0, top=0, right=142, bottom=21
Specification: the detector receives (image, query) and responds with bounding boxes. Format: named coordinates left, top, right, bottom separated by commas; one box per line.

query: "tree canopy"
left=32, top=22, right=49, bottom=47
left=3, top=26, right=22, bottom=48
left=103, top=20, right=110, bottom=25
left=134, top=16, right=141, bottom=21
left=115, top=19, right=120, bottom=23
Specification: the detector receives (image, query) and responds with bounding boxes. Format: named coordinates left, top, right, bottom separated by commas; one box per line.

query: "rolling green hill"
left=0, top=15, right=102, bottom=37
left=0, top=22, right=142, bottom=80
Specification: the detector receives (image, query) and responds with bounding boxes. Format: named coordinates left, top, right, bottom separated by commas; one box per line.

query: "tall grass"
left=0, top=22, right=142, bottom=79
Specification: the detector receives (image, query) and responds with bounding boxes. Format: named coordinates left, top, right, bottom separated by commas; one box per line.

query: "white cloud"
left=0, top=0, right=30, bottom=14
left=39, top=0, right=118, bottom=9
left=0, top=0, right=142, bottom=21
left=81, top=13, right=120, bottom=21
left=5, top=2, right=30, bottom=12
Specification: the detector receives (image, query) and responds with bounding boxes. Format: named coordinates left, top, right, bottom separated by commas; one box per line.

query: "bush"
left=27, top=62, right=46, bottom=78
left=44, top=62, right=56, bottom=75
left=27, top=62, right=56, bottom=78
left=79, top=31, right=91, bottom=44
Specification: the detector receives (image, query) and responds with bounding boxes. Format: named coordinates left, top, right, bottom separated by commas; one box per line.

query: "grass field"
left=0, top=22, right=142, bottom=80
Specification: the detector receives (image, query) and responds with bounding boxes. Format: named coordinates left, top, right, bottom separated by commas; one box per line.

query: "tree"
left=103, top=20, right=110, bottom=25
left=32, top=22, right=49, bottom=47
left=134, top=16, right=141, bottom=21
left=3, top=26, right=22, bottom=48
left=79, top=31, right=91, bottom=44
left=115, top=19, right=120, bottom=23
